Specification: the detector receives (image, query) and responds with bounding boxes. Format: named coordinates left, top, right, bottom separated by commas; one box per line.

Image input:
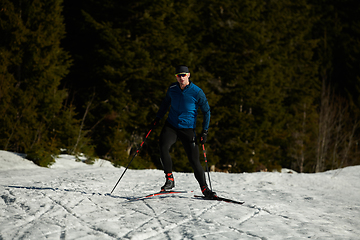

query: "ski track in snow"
left=2, top=176, right=269, bottom=240
left=1, top=151, right=360, bottom=240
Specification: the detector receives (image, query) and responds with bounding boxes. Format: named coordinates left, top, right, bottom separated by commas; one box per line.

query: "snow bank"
left=0, top=151, right=39, bottom=170
left=50, top=154, right=114, bottom=169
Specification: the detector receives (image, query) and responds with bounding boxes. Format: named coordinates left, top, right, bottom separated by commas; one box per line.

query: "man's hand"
left=200, top=130, right=208, bottom=144
left=150, top=117, right=160, bottom=129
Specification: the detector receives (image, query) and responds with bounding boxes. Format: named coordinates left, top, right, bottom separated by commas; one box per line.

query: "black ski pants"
left=159, top=121, right=207, bottom=187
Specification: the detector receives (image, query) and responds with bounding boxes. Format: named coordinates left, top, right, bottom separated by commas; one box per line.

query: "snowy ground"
left=0, top=150, right=359, bottom=240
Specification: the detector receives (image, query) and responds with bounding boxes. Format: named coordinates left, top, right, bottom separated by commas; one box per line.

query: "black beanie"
left=175, top=65, right=189, bottom=74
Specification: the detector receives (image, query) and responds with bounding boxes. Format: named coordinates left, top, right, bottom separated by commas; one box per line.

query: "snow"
left=0, top=150, right=359, bottom=240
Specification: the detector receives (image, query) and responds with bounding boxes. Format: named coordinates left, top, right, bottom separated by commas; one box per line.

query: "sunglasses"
left=175, top=73, right=188, bottom=77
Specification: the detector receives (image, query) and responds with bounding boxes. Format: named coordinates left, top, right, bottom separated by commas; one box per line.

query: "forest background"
left=1, top=0, right=360, bottom=173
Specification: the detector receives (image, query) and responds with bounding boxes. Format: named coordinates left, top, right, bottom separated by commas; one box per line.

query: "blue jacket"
left=157, top=82, right=210, bottom=130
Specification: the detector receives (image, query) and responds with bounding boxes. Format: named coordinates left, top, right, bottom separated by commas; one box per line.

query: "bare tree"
left=316, top=80, right=336, bottom=172
left=316, top=79, right=359, bottom=172
left=340, top=120, right=359, bottom=168
left=71, top=92, right=95, bottom=155
left=291, top=103, right=307, bottom=173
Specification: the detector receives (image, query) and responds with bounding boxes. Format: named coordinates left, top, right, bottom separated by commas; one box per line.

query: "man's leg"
left=178, top=129, right=207, bottom=187
left=159, top=122, right=177, bottom=173
left=159, top=122, right=177, bottom=190
left=178, top=129, right=216, bottom=197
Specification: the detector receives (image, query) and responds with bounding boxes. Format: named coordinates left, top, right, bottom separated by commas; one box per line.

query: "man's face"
left=175, top=73, right=190, bottom=86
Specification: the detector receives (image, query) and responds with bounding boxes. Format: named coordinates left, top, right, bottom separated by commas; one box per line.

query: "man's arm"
left=197, top=90, right=210, bottom=131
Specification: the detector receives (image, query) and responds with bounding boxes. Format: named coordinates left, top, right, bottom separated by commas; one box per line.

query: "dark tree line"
left=1, top=0, right=359, bottom=172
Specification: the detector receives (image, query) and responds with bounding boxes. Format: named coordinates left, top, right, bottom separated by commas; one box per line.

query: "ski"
left=128, top=190, right=191, bottom=201
left=194, top=195, right=244, bottom=205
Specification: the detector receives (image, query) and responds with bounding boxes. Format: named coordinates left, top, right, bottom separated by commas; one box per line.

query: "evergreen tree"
left=62, top=0, right=203, bottom=168
left=0, top=0, right=76, bottom=166
left=59, top=0, right=359, bottom=172
left=191, top=0, right=320, bottom=172
left=310, top=0, right=360, bottom=172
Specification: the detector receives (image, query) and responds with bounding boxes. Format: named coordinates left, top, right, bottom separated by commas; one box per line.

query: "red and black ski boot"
left=161, top=173, right=175, bottom=191
left=201, top=185, right=217, bottom=199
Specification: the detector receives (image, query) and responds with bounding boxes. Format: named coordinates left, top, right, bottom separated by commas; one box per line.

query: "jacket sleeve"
left=156, top=88, right=171, bottom=119
left=197, top=90, right=211, bottom=131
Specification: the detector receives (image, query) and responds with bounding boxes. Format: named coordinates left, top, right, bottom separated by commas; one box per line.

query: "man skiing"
left=152, top=65, right=216, bottom=198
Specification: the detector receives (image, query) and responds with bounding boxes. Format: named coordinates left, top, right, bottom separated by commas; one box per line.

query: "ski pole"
left=202, top=144, right=212, bottom=191
left=110, top=128, right=153, bottom=194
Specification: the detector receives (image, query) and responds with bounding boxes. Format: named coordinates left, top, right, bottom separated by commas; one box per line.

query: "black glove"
left=199, top=130, right=208, bottom=144
left=150, top=117, right=160, bottom=129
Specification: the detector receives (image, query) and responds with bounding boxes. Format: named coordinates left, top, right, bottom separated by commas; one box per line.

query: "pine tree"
left=310, top=0, right=360, bottom=172
left=191, top=0, right=320, bottom=172
left=62, top=0, right=203, bottom=168
left=0, top=0, right=73, bottom=166
left=59, top=0, right=359, bottom=172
